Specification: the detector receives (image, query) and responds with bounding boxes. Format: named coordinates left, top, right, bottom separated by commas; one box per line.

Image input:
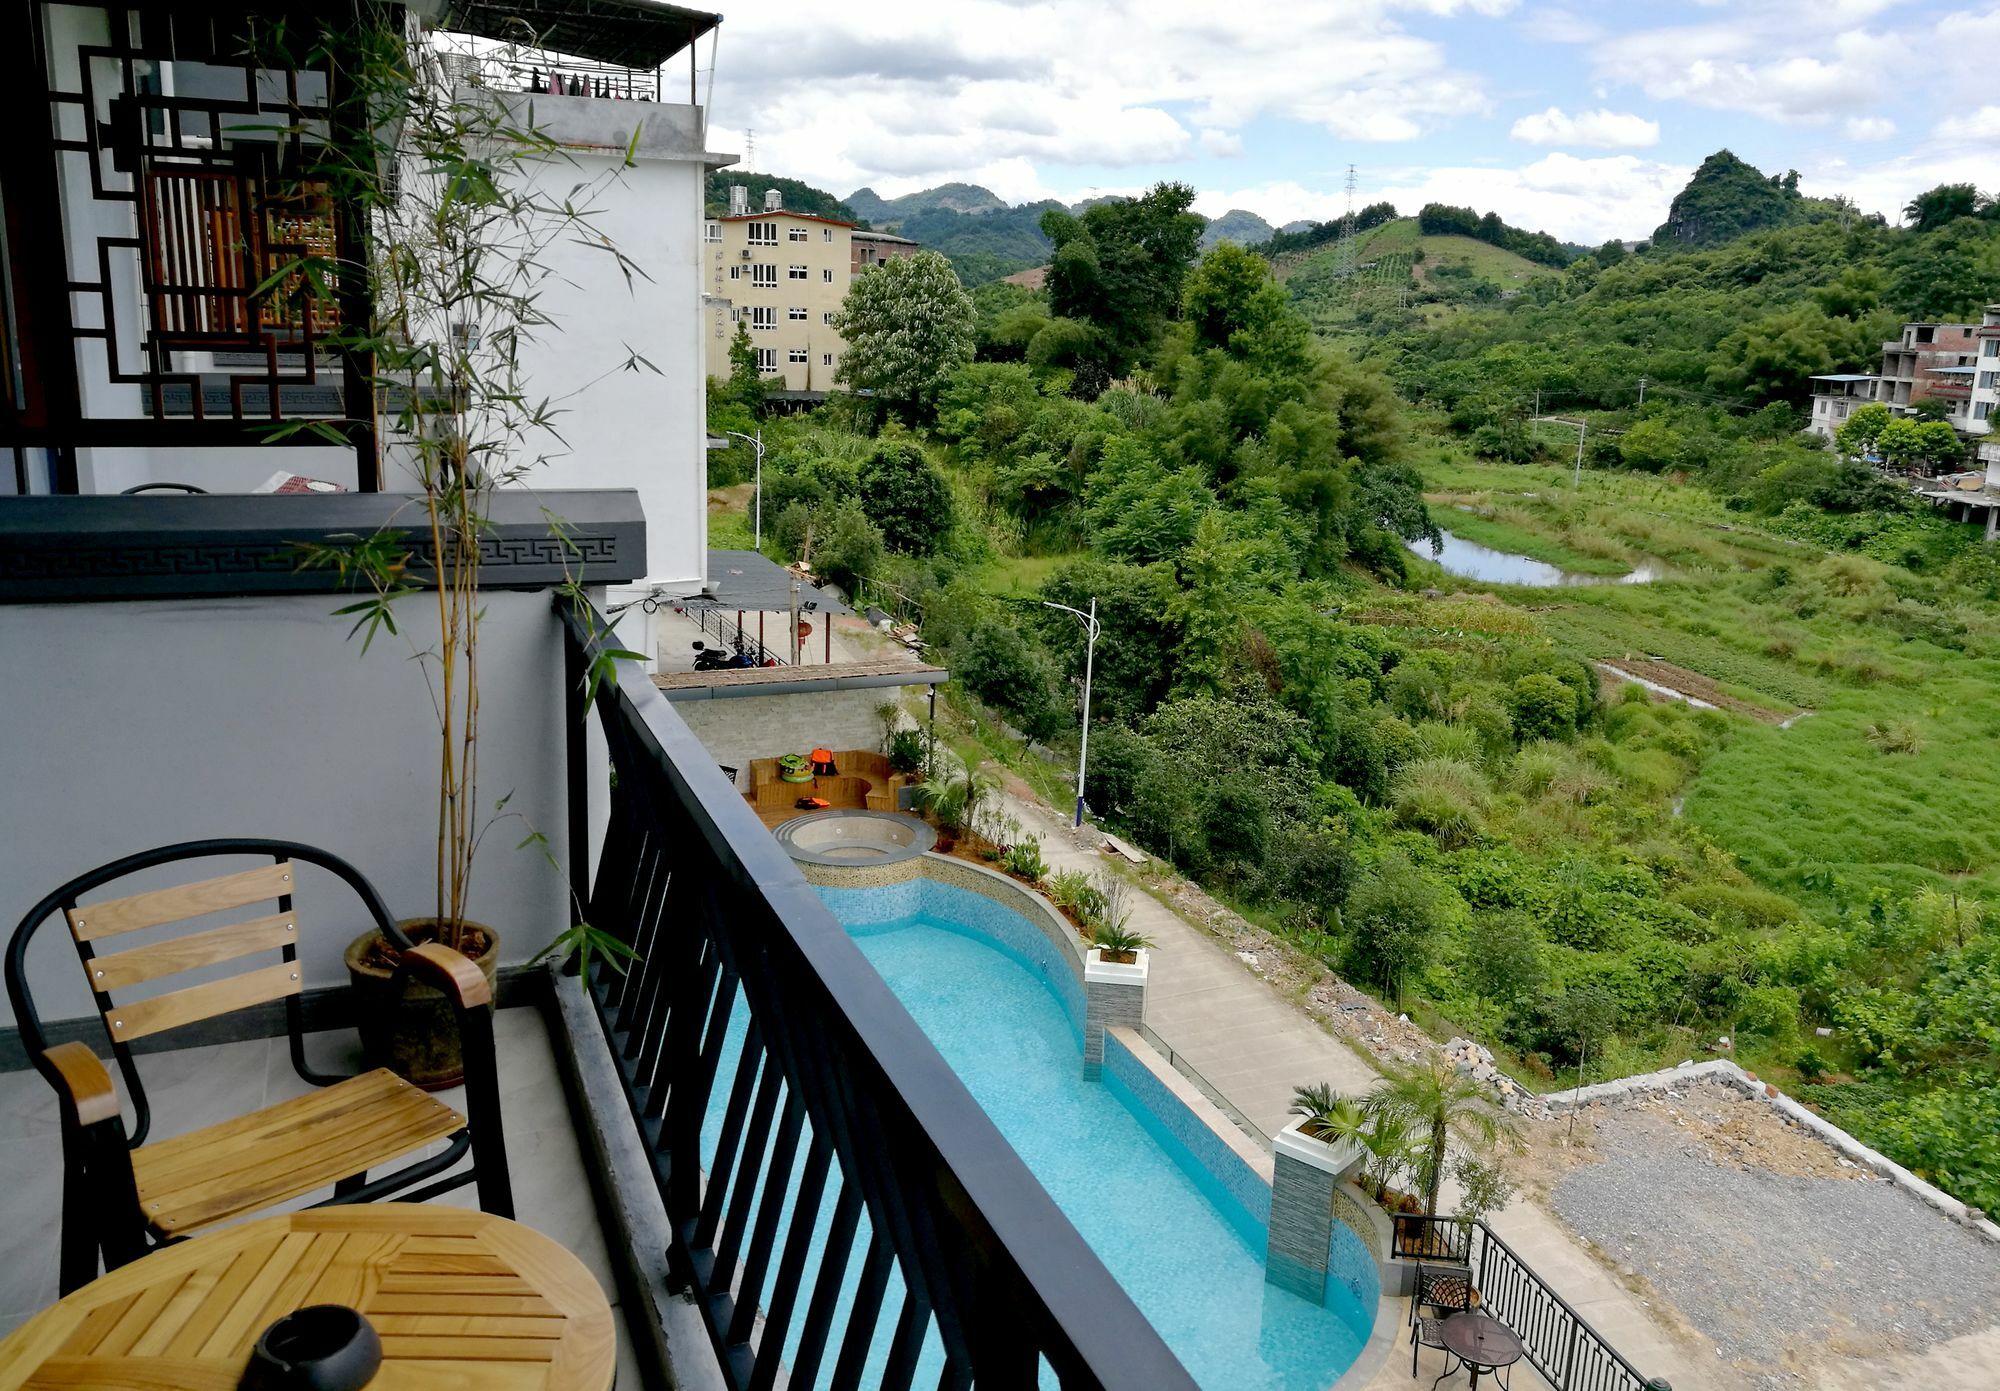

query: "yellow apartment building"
left=703, top=188, right=855, bottom=394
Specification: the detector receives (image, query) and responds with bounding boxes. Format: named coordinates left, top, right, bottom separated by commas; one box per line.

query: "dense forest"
left=711, top=159, right=2000, bottom=1213
left=704, top=170, right=858, bottom=223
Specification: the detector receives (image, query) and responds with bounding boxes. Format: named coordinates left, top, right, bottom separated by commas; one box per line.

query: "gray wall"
left=0, top=589, right=592, bottom=1030
left=673, top=688, right=892, bottom=785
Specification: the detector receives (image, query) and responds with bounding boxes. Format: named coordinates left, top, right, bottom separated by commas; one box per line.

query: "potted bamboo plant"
left=267, top=12, right=643, bottom=1085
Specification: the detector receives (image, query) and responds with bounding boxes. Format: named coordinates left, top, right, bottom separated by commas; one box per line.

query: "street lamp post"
left=724, top=429, right=765, bottom=551
left=1043, top=597, right=1100, bottom=828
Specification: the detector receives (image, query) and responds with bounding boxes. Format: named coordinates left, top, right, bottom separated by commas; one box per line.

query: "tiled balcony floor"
left=0, top=1006, right=637, bottom=1386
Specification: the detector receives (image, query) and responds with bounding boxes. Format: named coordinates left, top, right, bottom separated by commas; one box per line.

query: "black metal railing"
left=557, top=596, right=1196, bottom=1391
left=1395, top=1216, right=1659, bottom=1391
left=1390, top=1212, right=1473, bottom=1264
left=433, top=39, right=663, bottom=101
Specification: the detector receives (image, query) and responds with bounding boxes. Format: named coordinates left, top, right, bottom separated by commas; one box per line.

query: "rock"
left=1765, top=1083, right=1778, bottom=1099
left=1235, top=951, right=1259, bottom=967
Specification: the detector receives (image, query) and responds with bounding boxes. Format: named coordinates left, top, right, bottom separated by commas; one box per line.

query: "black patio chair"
left=1409, top=1300, right=1463, bottom=1385
left=1416, top=1259, right=1480, bottom=1316
left=7, top=838, right=513, bottom=1294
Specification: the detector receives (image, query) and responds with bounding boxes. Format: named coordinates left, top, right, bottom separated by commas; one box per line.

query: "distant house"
left=1806, top=375, right=1880, bottom=441
left=1876, top=321, right=1982, bottom=429
left=851, top=228, right=922, bottom=274
left=1808, top=311, right=1999, bottom=449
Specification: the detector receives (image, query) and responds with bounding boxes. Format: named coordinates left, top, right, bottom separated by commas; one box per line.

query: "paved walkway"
left=996, top=786, right=1722, bottom=1391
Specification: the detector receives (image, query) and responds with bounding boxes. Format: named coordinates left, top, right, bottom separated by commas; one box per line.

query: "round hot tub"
left=774, top=810, right=937, bottom=866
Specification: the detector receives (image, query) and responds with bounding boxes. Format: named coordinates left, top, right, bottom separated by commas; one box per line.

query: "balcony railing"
left=556, top=597, right=1197, bottom=1389
left=1393, top=1216, right=1658, bottom=1391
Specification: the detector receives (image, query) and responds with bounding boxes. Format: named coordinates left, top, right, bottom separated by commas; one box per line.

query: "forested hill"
left=846, top=182, right=1009, bottom=224
left=705, top=172, right=857, bottom=223
left=1650, top=150, right=1853, bottom=249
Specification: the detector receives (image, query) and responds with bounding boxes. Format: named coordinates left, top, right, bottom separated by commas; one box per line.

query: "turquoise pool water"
left=699, top=877, right=1371, bottom=1389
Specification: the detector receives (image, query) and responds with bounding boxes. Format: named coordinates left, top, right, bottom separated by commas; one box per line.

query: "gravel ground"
left=1551, top=1083, right=2000, bottom=1387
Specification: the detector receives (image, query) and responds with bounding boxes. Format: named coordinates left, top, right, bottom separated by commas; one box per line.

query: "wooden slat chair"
left=5, top=839, right=513, bottom=1295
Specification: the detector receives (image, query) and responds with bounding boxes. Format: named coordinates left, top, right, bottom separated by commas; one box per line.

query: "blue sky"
left=704, top=1, right=2000, bottom=244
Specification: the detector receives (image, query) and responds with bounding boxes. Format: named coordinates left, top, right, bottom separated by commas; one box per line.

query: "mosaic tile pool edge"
left=1104, top=1029, right=1273, bottom=1231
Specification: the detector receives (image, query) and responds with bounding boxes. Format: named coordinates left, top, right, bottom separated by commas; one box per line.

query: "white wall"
left=379, top=92, right=715, bottom=594
left=0, top=589, right=593, bottom=1030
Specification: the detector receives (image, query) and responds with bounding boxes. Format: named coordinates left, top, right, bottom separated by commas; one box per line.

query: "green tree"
left=806, top=496, right=884, bottom=597
left=955, top=620, right=1065, bottom=741
left=1834, top=402, right=1893, bottom=460
left=856, top=440, right=952, bottom=553
left=1904, top=183, right=1984, bottom=233
left=1346, top=851, right=1456, bottom=1002
left=1369, top=1051, right=1518, bottom=1216
left=832, top=250, right=975, bottom=420
left=1878, top=417, right=1965, bottom=472
left=1040, top=182, right=1204, bottom=373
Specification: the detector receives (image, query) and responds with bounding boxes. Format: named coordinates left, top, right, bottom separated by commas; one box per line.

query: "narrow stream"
left=1407, top=528, right=1667, bottom=586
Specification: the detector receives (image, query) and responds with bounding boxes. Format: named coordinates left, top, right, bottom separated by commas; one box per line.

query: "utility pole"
left=1636, top=376, right=1647, bottom=408
left=788, top=571, right=800, bottom=664
left=1043, top=597, right=1101, bottom=828
left=1531, top=410, right=1587, bottom=490
left=724, top=428, right=765, bottom=551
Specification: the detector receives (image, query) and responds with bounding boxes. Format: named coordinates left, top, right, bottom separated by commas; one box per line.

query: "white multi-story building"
left=5, top=1, right=729, bottom=597
left=1806, top=375, right=1880, bottom=442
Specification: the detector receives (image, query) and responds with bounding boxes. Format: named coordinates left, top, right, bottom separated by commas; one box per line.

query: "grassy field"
left=1274, top=220, right=1557, bottom=285
left=1420, top=457, right=2000, bottom=912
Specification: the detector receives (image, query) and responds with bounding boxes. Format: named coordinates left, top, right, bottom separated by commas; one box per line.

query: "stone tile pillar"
left=1267, top=1120, right=1365, bottom=1301
left=1082, top=948, right=1146, bottom=1070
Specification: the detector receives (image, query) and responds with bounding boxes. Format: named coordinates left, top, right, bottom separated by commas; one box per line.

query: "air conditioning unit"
left=740, top=249, right=752, bottom=260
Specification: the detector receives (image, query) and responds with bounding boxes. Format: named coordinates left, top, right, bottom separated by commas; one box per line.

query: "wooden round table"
left=0, top=1205, right=615, bottom=1390
left=1440, top=1310, right=1523, bottom=1389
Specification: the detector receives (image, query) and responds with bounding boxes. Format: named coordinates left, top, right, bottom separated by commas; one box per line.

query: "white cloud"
left=1509, top=106, right=1659, bottom=149
left=1200, top=128, right=1244, bottom=159
left=1935, top=105, right=2000, bottom=143
left=1845, top=116, right=1896, bottom=141
left=1200, top=154, right=1690, bottom=245
left=706, top=0, right=1506, bottom=197
left=1517, top=7, right=1602, bottom=43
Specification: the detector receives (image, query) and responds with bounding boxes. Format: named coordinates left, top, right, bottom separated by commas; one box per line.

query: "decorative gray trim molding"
left=0, top=489, right=647, bottom=603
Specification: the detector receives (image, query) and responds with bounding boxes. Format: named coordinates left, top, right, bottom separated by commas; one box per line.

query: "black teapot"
left=239, top=1305, right=382, bottom=1391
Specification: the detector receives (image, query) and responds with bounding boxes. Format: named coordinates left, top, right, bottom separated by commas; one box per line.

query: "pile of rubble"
left=1445, top=1036, right=1549, bottom=1117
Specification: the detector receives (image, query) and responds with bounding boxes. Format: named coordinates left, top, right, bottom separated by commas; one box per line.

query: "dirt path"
left=1595, top=657, right=1799, bottom=724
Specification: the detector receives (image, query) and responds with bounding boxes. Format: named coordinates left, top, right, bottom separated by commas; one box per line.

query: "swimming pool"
left=698, top=872, right=1373, bottom=1389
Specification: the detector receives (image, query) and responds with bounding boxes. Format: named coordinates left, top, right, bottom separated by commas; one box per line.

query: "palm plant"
left=1289, top=1082, right=1369, bottom=1148
left=1368, top=1052, right=1519, bottom=1217
left=1090, top=920, right=1155, bottom=962
left=913, top=766, right=998, bottom=836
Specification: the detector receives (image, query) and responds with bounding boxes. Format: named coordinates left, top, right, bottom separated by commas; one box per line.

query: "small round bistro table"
left=0, top=1205, right=615, bottom=1391
left=1440, top=1310, right=1524, bottom=1389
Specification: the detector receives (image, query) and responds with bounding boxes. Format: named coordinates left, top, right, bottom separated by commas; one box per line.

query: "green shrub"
left=886, top=728, right=927, bottom=775
left=1002, top=837, right=1048, bottom=881
left=857, top=440, right=954, bottom=554
left=1509, top=673, right=1578, bottom=742
left=1509, top=742, right=1566, bottom=798
left=1045, top=869, right=1105, bottom=924
left=1392, top=757, right=1490, bottom=848
left=1345, top=850, right=1458, bottom=999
